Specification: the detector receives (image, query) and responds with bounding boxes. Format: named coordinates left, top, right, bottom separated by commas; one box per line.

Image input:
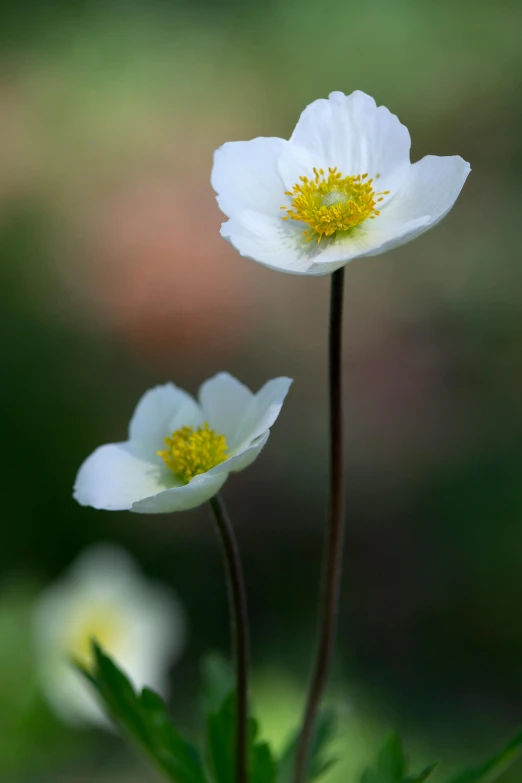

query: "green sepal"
left=446, top=729, right=522, bottom=783
left=277, top=709, right=338, bottom=783
left=75, top=643, right=208, bottom=783
left=206, top=692, right=277, bottom=783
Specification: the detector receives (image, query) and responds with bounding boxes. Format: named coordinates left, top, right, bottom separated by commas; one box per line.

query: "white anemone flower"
left=211, top=90, right=471, bottom=276
left=33, top=544, right=186, bottom=726
left=74, top=372, right=292, bottom=514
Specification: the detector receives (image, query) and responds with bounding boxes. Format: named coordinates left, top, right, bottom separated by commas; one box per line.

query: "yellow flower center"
left=281, top=167, right=390, bottom=243
left=158, top=422, right=228, bottom=483
left=67, top=606, right=123, bottom=667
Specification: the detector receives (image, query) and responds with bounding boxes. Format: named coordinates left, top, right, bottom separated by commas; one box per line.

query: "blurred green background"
left=1, top=0, right=522, bottom=780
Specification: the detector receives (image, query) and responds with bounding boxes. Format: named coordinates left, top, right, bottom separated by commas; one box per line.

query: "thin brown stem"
left=294, top=267, right=346, bottom=783
left=208, top=493, right=249, bottom=783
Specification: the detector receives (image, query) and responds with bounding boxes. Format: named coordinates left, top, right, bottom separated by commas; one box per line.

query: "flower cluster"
left=73, top=90, right=469, bottom=519
left=40, top=90, right=471, bottom=777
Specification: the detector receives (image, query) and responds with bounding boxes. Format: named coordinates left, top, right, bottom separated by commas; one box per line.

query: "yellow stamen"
left=281, top=167, right=390, bottom=242
left=67, top=607, right=123, bottom=667
left=158, top=422, right=228, bottom=483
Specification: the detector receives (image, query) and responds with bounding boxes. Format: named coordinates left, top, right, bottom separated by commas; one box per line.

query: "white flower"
left=33, top=544, right=186, bottom=726
left=211, top=90, right=471, bottom=276
left=74, top=372, right=292, bottom=514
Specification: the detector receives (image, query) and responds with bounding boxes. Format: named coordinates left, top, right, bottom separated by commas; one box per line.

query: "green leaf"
left=76, top=643, right=208, bottom=783
left=139, top=688, right=208, bottom=783
left=446, top=730, right=522, bottom=783
left=201, top=653, right=234, bottom=714
left=380, top=734, right=406, bottom=782
left=403, top=762, right=439, bottom=783
left=277, top=709, right=338, bottom=783
left=361, top=735, right=437, bottom=783
left=206, top=692, right=277, bottom=783
left=361, top=734, right=406, bottom=783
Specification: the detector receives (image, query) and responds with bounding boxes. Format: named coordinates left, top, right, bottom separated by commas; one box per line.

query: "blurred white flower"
left=212, top=90, right=471, bottom=276
left=33, top=544, right=185, bottom=727
left=74, top=372, right=292, bottom=514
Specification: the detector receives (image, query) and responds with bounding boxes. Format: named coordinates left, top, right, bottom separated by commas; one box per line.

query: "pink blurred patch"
left=83, top=176, right=255, bottom=365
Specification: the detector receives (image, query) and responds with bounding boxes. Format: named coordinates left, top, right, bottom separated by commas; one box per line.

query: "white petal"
left=198, top=372, right=254, bottom=449
left=206, top=431, right=270, bottom=476
left=312, top=155, right=471, bottom=265
left=39, top=664, right=108, bottom=726
left=106, top=578, right=186, bottom=691
left=70, top=543, right=137, bottom=588
left=289, top=90, right=411, bottom=194
left=129, top=384, right=203, bottom=459
left=277, top=142, right=327, bottom=192
left=222, top=208, right=425, bottom=276
left=130, top=471, right=228, bottom=514
left=305, top=215, right=431, bottom=269
left=221, top=211, right=340, bottom=276
left=235, top=377, right=293, bottom=447
left=212, top=137, right=289, bottom=218
left=377, top=154, right=471, bottom=231
left=221, top=202, right=419, bottom=277
left=74, top=442, right=174, bottom=511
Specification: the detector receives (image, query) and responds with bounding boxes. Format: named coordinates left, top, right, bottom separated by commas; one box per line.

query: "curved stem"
left=209, top=493, right=249, bottom=783
left=294, top=267, right=346, bottom=783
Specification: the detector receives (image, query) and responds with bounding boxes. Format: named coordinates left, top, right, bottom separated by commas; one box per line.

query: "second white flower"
left=74, top=372, right=292, bottom=513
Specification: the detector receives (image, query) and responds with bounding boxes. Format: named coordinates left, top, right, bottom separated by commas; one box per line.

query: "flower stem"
left=208, top=493, right=249, bottom=783
left=294, top=267, right=346, bottom=783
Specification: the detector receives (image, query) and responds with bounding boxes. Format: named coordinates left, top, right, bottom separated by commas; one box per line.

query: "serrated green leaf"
left=139, top=688, right=208, bottom=783
left=76, top=643, right=208, bottom=783
left=277, top=709, right=339, bottom=783
left=446, top=730, right=522, bottom=783
left=206, top=692, right=277, bottom=783
left=201, top=653, right=234, bottom=715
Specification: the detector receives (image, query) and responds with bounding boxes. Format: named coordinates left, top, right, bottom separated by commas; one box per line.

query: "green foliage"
left=361, top=729, right=522, bottom=783
left=403, top=765, right=439, bottom=783
left=206, top=693, right=277, bottom=783
left=201, top=654, right=337, bottom=783
left=445, top=730, right=522, bottom=783
left=77, top=644, right=522, bottom=783
left=277, top=709, right=338, bottom=783
left=360, top=734, right=437, bottom=783
left=77, top=643, right=208, bottom=783
left=79, top=645, right=278, bottom=783
left=201, top=652, right=235, bottom=715
left=201, top=651, right=277, bottom=783
left=361, top=734, right=406, bottom=783
left=0, top=578, right=86, bottom=780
